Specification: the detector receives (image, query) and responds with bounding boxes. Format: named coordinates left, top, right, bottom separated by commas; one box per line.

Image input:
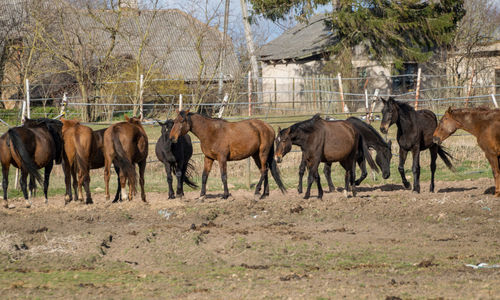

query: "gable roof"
left=258, top=14, right=337, bottom=62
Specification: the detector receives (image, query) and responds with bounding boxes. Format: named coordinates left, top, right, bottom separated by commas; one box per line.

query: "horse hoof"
left=168, top=194, right=175, bottom=199
left=343, top=190, right=348, bottom=198
left=197, top=195, right=206, bottom=202
left=403, top=182, right=411, bottom=189
left=86, top=199, right=93, bottom=205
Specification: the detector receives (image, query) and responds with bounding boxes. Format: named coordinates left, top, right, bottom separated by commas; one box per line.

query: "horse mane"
left=289, top=114, right=322, bottom=134
left=450, top=107, right=500, bottom=120
left=347, top=117, right=388, bottom=146
left=183, top=111, right=227, bottom=122
left=389, top=98, right=415, bottom=115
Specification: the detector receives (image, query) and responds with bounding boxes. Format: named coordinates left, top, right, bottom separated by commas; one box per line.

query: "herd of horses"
left=1, top=97, right=499, bottom=208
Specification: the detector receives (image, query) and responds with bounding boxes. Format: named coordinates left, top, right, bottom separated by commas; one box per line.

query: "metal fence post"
left=337, top=73, right=345, bottom=113
left=139, top=74, right=144, bottom=120
left=414, top=68, right=421, bottom=110
left=491, top=94, right=498, bottom=108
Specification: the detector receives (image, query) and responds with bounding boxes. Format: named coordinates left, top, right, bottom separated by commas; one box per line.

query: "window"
left=392, top=63, right=418, bottom=93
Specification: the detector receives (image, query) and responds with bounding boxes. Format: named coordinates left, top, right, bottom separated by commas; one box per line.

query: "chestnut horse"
left=0, top=118, right=63, bottom=208
left=380, top=97, right=454, bottom=193
left=61, top=119, right=121, bottom=205
left=275, top=114, right=377, bottom=199
left=103, top=116, right=148, bottom=202
left=169, top=110, right=286, bottom=200
left=433, top=107, right=500, bottom=196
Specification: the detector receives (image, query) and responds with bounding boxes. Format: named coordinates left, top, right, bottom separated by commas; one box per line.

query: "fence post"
left=465, top=69, right=475, bottom=107
left=414, top=68, right=422, bottom=110
left=312, top=75, right=316, bottom=109
left=292, top=77, right=295, bottom=111
left=25, top=78, right=30, bottom=120
left=248, top=71, right=252, bottom=116
left=337, top=73, right=345, bottom=113
left=364, top=89, right=370, bottom=124
left=369, top=89, right=380, bottom=122
left=273, top=78, right=277, bottom=108
left=139, top=74, right=144, bottom=120
left=179, top=94, right=183, bottom=111
left=217, top=93, right=229, bottom=118
left=491, top=94, right=498, bottom=108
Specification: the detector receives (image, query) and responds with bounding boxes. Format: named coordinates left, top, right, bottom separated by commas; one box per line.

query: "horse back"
left=106, top=122, right=148, bottom=162
left=416, top=109, right=438, bottom=149
left=320, top=120, right=358, bottom=162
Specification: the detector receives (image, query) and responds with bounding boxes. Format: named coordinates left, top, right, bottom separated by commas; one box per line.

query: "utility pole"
left=240, top=0, right=261, bottom=101
left=218, top=0, right=230, bottom=98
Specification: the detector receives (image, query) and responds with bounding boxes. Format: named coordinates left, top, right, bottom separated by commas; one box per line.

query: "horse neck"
left=451, top=112, right=485, bottom=136
left=290, top=127, right=311, bottom=147
left=394, top=105, right=416, bottom=134
left=189, top=114, right=216, bottom=143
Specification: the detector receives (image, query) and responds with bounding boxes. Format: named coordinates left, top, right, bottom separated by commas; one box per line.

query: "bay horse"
left=295, top=116, right=392, bottom=193
left=156, top=120, right=197, bottom=199
left=169, top=110, right=286, bottom=200
left=433, top=107, right=500, bottom=196
left=103, top=116, right=148, bottom=202
left=60, top=119, right=122, bottom=205
left=0, top=118, right=63, bottom=208
left=380, top=97, right=454, bottom=193
left=275, top=114, right=378, bottom=199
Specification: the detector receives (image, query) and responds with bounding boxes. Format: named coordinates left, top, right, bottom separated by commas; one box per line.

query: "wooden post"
left=292, top=77, right=295, bottom=112
left=273, top=78, right=277, bottom=108
left=248, top=71, right=252, bottom=116
left=179, top=94, right=183, bottom=111
left=139, top=74, right=144, bottom=120
left=369, top=89, right=380, bottom=122
left=414, top=68, right=422, bottom=110
left=491, top=94, right=498, bottom=108
left=217, top=93, right=229, bottom=118
left=465, top=69, right=475, bottom=108
left=337, top=73, right=345, bottom=113
left=312, top=75, right=316, bottom=109
left=25, top=78, right=30, bottom=119
left=364, top=89, right=370, bottom=124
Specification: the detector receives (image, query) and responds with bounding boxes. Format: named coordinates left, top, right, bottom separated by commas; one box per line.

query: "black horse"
left=156, top=120, right=197, bottom=199
left=276, top=114, right=378, bottom=199
left=0, top=118, right=63, bottom=208
left=380, top=97, right=454, bottom=193
left=296, top=116, right=392, bottom=193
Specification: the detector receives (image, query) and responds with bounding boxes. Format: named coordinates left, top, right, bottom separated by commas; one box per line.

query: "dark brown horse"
left=61, top=119, right=121, bottom=205
left=103, top=116, right=148, bottom=202
left=433, top=107, right=500, bottom=196
left=275, top=114, right=377, bottom=199
left=0, top=118, right=63, bottom=208
left=169, top=110, right=286, bottom=200
left=380, top=97, right=454, bottom=193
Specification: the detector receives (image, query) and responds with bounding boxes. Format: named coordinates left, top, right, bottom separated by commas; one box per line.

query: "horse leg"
left=20, top=169, right=31, bottom=208
left=43, top=162, right=53, bottom=204
left=252, top=154, right=264, bottom=198
left=104, top=157, right=112, bottom=201
left=429, top=145, right=438, bottom=193
left=62, top=157, right=72, bottom=204
left=354, top=155, right=367, bottom=186
left=315, top=166, right=323, bottom=200
left=175, top=166, right=184, bottom=198
left=164, top=163, right=175, bottom=199
left=260, top=150, right=270, bottom=199
left=71, top=165, right=79, bottom=202
left=304, top=160, right=319, bottom=200
left=398, top=148, right=411, bottom=189
left=2, top=165, right=9, bottom=208
left=297, top=153, right=306, bottom=194
left=199, top=156, right=214, bottom=200
left=139, top=160, right=146, bottom=202
left=323, top=162, right=334, bottom=193
left=119, top=167, right=129, bottom=201
left=484, top=152, right=500, bottom=196
left=219, top=158, right=230, bottom=200
left=113, top=165, right=122, bottom=203
left=410, top=147, right=421, bottom=193
left=29, top=175, right=37, bottom=199
left=81, top=168, right=92, bottom=205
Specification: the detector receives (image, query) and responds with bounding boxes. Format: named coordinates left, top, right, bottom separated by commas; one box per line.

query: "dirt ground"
left=0, top=178, right=499, bottom=299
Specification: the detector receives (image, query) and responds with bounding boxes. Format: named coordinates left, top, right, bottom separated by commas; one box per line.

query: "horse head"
left=433, top=107, right=459, bottom=145
left=380, top=97, right=398, bottom=134
left=376, top=139, right=392, bottom=179
left=275, top=127, right=292, bottom=163
left=170, top=109, right=190, bottom=143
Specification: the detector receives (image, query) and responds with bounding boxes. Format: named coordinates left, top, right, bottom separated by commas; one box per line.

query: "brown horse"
left=61, top=119, right=122, bottom=205
left=275, top=114, right=377, bottom=199
left=103, top=116, right=148, bottom=202
left=169, top=110, right=286, bottom=200
left=433, top=107, right=500, bottom=196
left=0, top=118, right=63, bottom=208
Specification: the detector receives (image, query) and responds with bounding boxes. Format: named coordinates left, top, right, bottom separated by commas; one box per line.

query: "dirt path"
left=1, top=178, right=499, bottom=299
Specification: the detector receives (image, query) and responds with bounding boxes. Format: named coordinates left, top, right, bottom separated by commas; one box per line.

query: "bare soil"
left=1, top=178, right=499, bottom=299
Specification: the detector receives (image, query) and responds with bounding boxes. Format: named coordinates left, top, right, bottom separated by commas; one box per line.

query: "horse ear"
left=379, top=97, right=386, bottom=103
left=286, top=127, right=291, bottom=134
left=124, top=115, right=130, bottom=121
left=277, top=126, right=281, bottom=133
left=447, top=107, right=453, bottom=113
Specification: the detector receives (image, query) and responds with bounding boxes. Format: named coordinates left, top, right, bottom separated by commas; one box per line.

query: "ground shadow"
left=438, top=187, right=477, bottom=193
left=356, top=184, right=408, bottom=192
left=483, top=186, right=495, bottom=195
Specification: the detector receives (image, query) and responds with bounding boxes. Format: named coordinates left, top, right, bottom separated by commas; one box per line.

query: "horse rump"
left=111, top=127, right=137, bottom=195
left=7, top=129, right=43, bottom=185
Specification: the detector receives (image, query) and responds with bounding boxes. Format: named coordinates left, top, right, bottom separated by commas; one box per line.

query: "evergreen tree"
left=249, top=0, right=465, bottom=69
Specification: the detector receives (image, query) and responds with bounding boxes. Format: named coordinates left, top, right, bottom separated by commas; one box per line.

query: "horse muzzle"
left=276, top=155, right=282, bottom=163
left=170, top=138, right=178, bottom=144
left=380, top=125, right=389, bottom=134
left=432, top=136, right=442, bottom=145
left=382, top=172, right=390, bottom=180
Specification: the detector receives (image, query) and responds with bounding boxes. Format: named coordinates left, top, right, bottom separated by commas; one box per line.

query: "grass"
left=0, top=115, right=493, bottom=200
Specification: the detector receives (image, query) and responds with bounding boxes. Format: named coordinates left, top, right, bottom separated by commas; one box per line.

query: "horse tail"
left=75, top=132, right=90, bottom=177
left=7, top=129, right=43, bottom=185
left=47, top=123, right=63, bottom=164
left=267, top=145, right=287, bottom=193
left=112, top=127, right=137, bottom=195
left=437, top=145, right=455, bottom=171
left=359, top=134, right=379, bottom=172
left=183, top=161, right=198, bottom=189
